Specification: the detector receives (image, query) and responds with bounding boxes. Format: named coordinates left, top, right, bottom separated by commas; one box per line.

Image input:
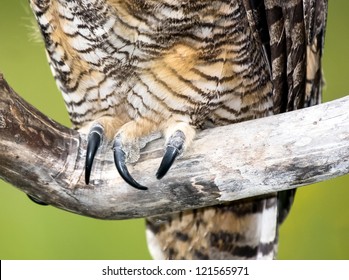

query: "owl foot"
left=84, top=119, right=194, bottom=190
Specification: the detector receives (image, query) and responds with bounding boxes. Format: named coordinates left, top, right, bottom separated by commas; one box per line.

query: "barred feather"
left=29, top=0, right=327, bottom=259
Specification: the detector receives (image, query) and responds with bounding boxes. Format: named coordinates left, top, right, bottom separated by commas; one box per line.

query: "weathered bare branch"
left=0, top=72, right=349, bottom=220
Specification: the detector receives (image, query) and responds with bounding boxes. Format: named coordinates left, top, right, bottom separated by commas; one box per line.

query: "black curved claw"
left=27, top=194, right=49, bottom=206
left=156, top=146, right=179, bottom=179
left=112, top=137, right=148, bottom=190
left=85, top=125, right=103, bottom=185
left=156, top=130, right=185, bottom=179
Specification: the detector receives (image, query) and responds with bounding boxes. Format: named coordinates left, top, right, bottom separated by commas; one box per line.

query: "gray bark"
left=0, top=72, right=348, bottom=220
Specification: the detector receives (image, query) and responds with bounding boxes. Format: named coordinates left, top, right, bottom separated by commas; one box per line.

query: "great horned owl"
left=29, top=0, right=327, bottom=259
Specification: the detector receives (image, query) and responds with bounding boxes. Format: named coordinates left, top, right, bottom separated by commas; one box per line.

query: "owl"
left=29, top=0, right=327, bottom=259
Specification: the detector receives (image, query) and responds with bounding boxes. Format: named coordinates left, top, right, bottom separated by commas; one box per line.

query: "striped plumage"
left=29, top=0, right=327, bottom=259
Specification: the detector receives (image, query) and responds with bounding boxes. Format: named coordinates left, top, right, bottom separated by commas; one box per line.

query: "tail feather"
left=146, top=194, right=281, bottom=260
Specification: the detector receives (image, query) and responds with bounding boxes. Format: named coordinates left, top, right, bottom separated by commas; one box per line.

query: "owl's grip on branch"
left=84, top=123, right=187, bottom=190
left=83, top=113, right=192, bottom=189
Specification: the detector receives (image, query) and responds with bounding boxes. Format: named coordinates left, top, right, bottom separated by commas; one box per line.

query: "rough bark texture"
left=1, top=73, right=349, bottom=220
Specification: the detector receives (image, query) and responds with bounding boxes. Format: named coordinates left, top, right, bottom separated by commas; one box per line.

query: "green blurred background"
left=0, top=0, right=348, bottom=260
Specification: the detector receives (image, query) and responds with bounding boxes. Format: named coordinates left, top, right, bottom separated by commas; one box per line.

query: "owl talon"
left=112, top=136, right=148, bottom=190
left=27, top=195, right=49, bottom=206
left=156, top=146, right=179, bottom=179
left=156, top=130, right=185, bottom=179
left=85, top=125, right=104, bottom=185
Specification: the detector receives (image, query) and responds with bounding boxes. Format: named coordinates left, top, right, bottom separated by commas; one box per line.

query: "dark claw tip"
left=113, top=141, right=148, bottom=190
left=85, top=126, right=103, bottom=185
left=156, top=146, right=179, bottom=179
left=27, top=195, right=49, bottom=206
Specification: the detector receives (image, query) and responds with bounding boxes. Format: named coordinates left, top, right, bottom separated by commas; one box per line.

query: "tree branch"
left=1, top=72, right=349, bottom=220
